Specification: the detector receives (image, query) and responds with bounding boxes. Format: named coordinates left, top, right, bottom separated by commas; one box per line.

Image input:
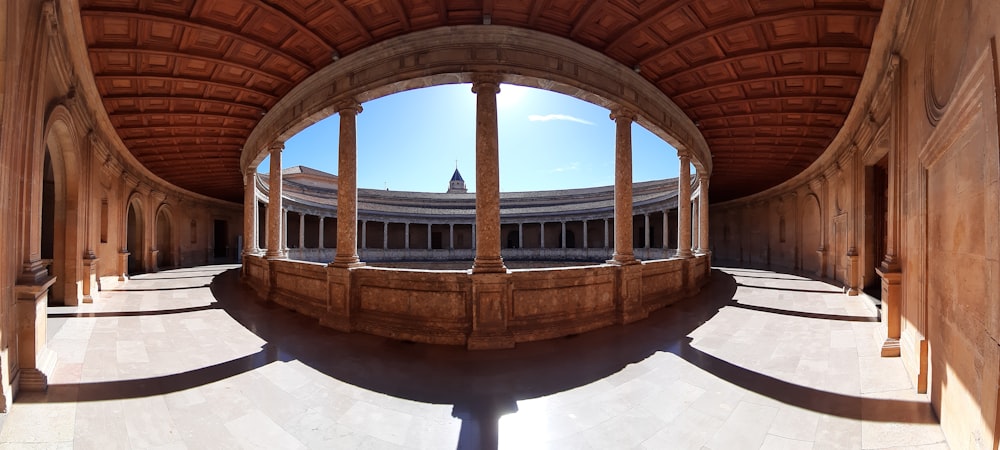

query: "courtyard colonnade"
left=241, top=76, right=711, bottom=349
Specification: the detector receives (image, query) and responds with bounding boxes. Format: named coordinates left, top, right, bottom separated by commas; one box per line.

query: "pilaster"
left=467, top=272, right=514, bottom=349
left=875, top=266, right=902, bottom=357
left=14, top=278, right=58, bottom=392
left=322, top=266, right=354, bottom=332
left=81, top=256, right=99, bottom=303
left=616, top=263, right=646, bottom=324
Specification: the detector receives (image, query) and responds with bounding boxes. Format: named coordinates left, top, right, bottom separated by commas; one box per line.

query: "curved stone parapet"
left=242, top=255, right=709, bottom=349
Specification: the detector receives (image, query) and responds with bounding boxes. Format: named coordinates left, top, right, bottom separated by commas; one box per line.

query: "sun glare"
left=496, top=83, right=529, bottom=110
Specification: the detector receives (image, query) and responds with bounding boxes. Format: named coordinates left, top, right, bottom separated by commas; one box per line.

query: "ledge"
left=242, top=254, right=709, bottom=349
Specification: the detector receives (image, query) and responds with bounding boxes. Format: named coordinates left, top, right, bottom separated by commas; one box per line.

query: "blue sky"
left=264, top=83, right=681, bottom=193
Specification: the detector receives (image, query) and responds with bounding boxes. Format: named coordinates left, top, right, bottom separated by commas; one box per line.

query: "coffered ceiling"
left=79, top=0, right=882, bottom=202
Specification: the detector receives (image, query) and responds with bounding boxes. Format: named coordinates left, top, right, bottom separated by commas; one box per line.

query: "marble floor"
left=0, top=265, right=947, bottom=449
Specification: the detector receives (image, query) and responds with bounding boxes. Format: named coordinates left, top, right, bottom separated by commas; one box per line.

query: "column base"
left=677, top=250, right=694, bottom=259
left=82, top=257, right=99, bottom=304
left=330, top=255, right=365, bottom=269
left=881, top=338, right=901, bottom=357
left=118, top=251, right=130, bottom=282
left=15, top=278, right=57, bottom=393
left=18, top=348, right=56, bottom=392
left=472, top=257, right=507, bottom=274
left=264, top=251, right=287, bottom=260
left=607, top=252, right=639, bottom=265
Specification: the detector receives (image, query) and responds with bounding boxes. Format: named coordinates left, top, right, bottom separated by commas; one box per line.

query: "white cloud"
left=550, top=162, right=581, bottom=173
left=528, top=114, right=594, bottom=125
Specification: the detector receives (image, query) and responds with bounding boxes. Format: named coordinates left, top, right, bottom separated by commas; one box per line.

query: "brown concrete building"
left=0, top=0, right=997, bottom=447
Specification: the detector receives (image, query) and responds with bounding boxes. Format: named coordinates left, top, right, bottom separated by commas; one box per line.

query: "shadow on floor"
left=26, top=267, right=936, bottom=450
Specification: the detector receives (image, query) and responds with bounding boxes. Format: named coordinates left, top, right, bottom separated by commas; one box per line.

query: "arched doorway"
left=155, top=207, right=174, bottom=269
left=41, top=152, right=55, bottom=277
left=126, top=200, right=144, bottom=275
left=42, top=117, right=83, bottom=306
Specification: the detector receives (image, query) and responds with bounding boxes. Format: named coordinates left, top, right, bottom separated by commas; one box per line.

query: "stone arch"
left=241, top=26, right=711, bottom=178
left=125, top=193, right=145, bottom=276
left=154, top=204, right=176, bottom=269
left=40, top=105, right=84, bottom=305
left=801, top=193, right=823, bottom=275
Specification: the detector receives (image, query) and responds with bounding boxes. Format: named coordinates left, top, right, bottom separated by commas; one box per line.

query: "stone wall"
left=710, top=0, right=1000, bottom=447
left=0, top=0, right=242, bottom=407
left=243, top=255, right=709, bottom=349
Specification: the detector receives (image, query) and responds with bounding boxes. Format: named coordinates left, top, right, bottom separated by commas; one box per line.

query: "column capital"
left=808, top=175, right=826, bottom=194
left=268, top=141, right=285, bottom=153
left=677, top=149, right=691, bottom=160
left=335, top=100, right=363, bottom=115
left=122, top=172, right=140, bottom=190
left=609, top=107, right=637, bottom=122
left=471, top=76, right=502, bottom=94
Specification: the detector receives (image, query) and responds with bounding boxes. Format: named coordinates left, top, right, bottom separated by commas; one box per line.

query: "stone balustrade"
left=243, top=254, right=709, bottom=349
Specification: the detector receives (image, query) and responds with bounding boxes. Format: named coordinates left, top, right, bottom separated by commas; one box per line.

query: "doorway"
left=156, top=208, right=173, bottom=269
left=214, top=220, right=228, bottom=259
left=126, top=201, right=143, bottom=274
left=864, top=156, right=888, bottom=299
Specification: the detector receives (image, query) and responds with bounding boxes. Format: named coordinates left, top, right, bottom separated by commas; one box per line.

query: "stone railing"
left=242, top=254, right=709, bottom=349
left=286, top=247, right=677, bottom=264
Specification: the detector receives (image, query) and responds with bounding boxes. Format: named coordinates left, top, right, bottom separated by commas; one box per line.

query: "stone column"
left=332, top=101, right=364, bottom=267
left=298, top=212, right=306, bottom=249
left=471, top=78, right=506, bottom=273
left=518, top=223, right=523, bottom=248
left=677, top=150, right=693, bottom=258
left=698, top=174, right=710, bottom=254
left=449, top=224, right=454, bottom=250
left=243, top=169, right=259, bottom=264
left=604, top=218, right=609, bottom=248
left=318, top=217, right=325, bottom=249
left=382, top=221, right=388, bottom=250
left=561, top=222, right=567, bottom=248
left=540, top=223, right=545, bottom=249
left=583, top=220, right=588, bottom=249
left=878, top=55, right=904, bottom=359
left=644, top=214, right=651, bottom=249
left=404, top=223, right=410, bottom=250
left=281, top=209, right=288, bottom=253
left=265, top=143, right=286, bottom=259
left=361, top=221, right=367, bottom=250
left=81, top=135, right=100, bottom=303
left=663, top=210, right=670, bottom=250
left=609, top=108, right=637, bottom=264
left=427, top=224, right=432, bottom=250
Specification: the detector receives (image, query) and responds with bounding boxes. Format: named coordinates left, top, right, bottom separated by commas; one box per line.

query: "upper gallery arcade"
left=2, top=0, right=999, bottom=448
